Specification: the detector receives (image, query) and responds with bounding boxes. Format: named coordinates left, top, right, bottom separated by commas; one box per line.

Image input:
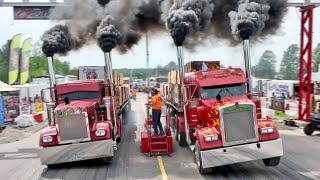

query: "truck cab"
left=39, top=80, right=119, bottom=166
left=163, top=63, right=283, bottom=174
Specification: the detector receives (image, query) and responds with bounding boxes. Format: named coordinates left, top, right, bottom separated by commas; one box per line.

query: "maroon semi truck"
left=160, top=44, right=283, bottom=174
left=39, top=56, right=130, bottom=166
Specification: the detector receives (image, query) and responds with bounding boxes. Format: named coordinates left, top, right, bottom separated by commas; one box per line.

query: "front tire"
left=195, top=142, right=212, bottom=174
left=178, top=131, right=187, bottom=147
left=176, top=123, right=186, bottom=147
left=263, top=157, right=281, bottom=166
left=304, top=123, right=316, bottom=136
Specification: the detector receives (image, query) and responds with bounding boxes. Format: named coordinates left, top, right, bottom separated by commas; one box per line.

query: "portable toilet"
left=0, top=95, right=4, bottom=127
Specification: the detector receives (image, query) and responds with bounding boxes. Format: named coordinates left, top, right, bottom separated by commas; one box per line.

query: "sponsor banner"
left=1, top=0, right=64, bottom=3
left=8, top=34, right=22, bottom=85
left=2, top=91, right=20, bottom=122
left=79, top=66, right=105, bottom=80
left=14, top=6, right=51, bottom=20
left=20, top=38, right=32, bottom=84
left=285, top=100, right=300, bottom=117
left=19, top=104, right=31, bottom=114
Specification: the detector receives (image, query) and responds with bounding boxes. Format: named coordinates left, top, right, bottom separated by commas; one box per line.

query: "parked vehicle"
left=39, top=57, right=130, bottom=167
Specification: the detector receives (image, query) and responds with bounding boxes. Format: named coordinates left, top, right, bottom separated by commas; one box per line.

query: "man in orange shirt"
left=151, top=89, right=164, bottom=135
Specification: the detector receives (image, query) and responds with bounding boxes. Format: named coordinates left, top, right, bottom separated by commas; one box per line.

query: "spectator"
left=271, top=92, right=276, bottom=109
left=280, top=93, right=286, bottom=113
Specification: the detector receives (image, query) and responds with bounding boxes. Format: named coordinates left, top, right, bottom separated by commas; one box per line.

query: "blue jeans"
left=152, top=109, right=164, bottom=135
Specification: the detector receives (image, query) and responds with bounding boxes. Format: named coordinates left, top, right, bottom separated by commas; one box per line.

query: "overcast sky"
left=0, top=6, right=320, bottom=70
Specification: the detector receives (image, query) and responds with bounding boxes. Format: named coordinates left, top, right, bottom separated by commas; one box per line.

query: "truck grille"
left=221, top=104, right=258, bottom=146
left=58, top=113, right=89, bottom=142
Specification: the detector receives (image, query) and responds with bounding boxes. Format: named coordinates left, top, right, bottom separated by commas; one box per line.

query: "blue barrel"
left=0, top=95, right=4, bottom=126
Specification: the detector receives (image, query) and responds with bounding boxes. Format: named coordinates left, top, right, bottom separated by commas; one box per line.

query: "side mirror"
left=41, top=88, right=52, bottom=103
left=216, top=94, right=222, bottom=102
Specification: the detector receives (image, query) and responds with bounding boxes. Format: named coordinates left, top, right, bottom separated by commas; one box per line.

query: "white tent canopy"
left=0, top=81, right=19, bottom=92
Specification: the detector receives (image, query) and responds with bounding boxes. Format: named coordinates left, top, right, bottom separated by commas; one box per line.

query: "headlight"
left=261, top=127, right=274, bottom=134
left=42, top=136, right=53, bottom=143
left=95, top=129, right=106, bottom=137
left=204, top=134, right=218, bottom=142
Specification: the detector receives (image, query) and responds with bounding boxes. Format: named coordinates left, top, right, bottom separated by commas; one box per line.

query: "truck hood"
left=201, top=95, right=252, bottom=108
left=55, top=98, right=99, bottom=111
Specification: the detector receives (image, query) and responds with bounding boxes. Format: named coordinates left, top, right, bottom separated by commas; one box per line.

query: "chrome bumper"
left=201, top=139, right=283, bottom=168
left=39, top=139, right=114, bottom=165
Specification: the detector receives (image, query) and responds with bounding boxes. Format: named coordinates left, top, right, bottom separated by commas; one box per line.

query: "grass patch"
left=274, top=110, right=296, bottom=120
left=276, top=122, right=296, bottom=130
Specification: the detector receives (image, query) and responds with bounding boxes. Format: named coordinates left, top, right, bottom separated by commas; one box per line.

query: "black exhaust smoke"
left=166, top=0, right=214, bottom=46
left=41, top=25, right=73, bottom=57
left=96, top=16, right=122, bottom=53
left=228, top=0, right=270, bottom=41
left=41, top=0, right=287, bottom=55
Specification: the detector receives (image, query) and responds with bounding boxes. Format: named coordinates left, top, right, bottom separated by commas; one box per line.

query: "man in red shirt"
left=151, top=89, right=164, bottom=135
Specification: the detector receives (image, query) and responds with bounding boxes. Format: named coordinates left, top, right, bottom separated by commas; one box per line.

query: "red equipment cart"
left=140, top=100, right=173, bottom=156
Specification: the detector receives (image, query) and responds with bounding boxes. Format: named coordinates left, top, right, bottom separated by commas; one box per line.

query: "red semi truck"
left=161, top=60, right=284, bottom=174
left=39, top=56, right=130, bottom=167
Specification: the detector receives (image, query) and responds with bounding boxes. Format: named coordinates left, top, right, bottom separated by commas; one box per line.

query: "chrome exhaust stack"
left=177, top=46, right=185, bottom=87
left=243, top=39, right=252, bottom=94
left=103, top=52, right=118, bottom=139
left=176, top=46, right=191, bottom=145
left=46, top=56, right=57, bottom=126
left=104, top=52, right=114, bottom=96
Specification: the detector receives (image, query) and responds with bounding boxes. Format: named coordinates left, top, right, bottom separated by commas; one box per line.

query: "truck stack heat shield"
left=243, top=39, right=252, bottom=94
left=104, top=52, right=114, bottom=97
left=46, top=56, right=57, bottom=126
left=47, top=56, right=56, bottom=102
left=103, top=52, right=117, bottom=136
left=177, top=46, right=186, bottom=108
left=177, top=46, right=185, bottom=87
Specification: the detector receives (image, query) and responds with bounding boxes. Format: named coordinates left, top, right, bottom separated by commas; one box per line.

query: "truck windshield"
left=200, top=84, right=246, bottom=99
left=60, top=91, right=101, bottom=101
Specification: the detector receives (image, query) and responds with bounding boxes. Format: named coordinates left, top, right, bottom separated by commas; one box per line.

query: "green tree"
left=29, top=56, right=76, bottom=77
left=252, top=50, right=277, bottom=79
left=313, top=43, right=320, bottom=72
left=279, top=44, right=299, bottom=80
left=0, top=41, right=10, bottom=83
left=29, top=41, right=77, bottom=77
left=29, top=56, right=48, bottom=77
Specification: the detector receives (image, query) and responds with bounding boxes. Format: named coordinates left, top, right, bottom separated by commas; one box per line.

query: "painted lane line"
left=157, top=156, right=168, bottom=180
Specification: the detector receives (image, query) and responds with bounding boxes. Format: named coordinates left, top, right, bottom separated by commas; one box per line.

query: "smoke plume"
left=45, top=0, right=104, bottom=54
left=96, top=16, right=122, bottom=53
left=166, top=0, right=214, bottom=46
left=97, top=0, right=110, bottom=6
left=229, top=0, right=270, bottom=40
left=134, top=0, right=165, bottom=32
left=42, top=0, right=288, bottom=55
left=41, top=25, right=73, bottom=57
